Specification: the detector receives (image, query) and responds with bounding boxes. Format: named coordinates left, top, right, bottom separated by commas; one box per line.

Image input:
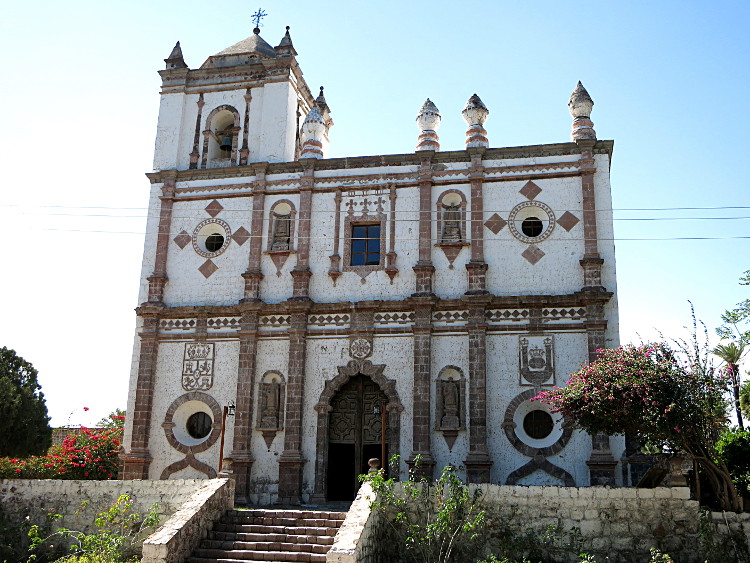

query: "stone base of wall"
left=342, top=484, right=750, bottom=563
left=0, top=478, right=232, bottom=560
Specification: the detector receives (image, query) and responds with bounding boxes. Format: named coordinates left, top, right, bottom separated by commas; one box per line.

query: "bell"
left=219, top=135, right=232, bottom=152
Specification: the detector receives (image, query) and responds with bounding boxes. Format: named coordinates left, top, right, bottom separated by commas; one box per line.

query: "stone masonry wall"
left=327, top=482, right=389, bottom=563
left=0, top=478, right=219, bottom=557
left=345, top=484, right=750, bottom=563
left=142, top=478, right=234, bottom=563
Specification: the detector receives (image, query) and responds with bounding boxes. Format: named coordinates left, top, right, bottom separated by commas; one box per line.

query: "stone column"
left=463, top=298, right=492, bottom=482
left=407, top=301, right=435, bottom=478
left=277, top=307, right=310, bottom=504
left=121, top=314, right=159, bottom=479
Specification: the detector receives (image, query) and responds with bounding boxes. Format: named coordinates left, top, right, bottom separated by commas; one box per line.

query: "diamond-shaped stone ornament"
left=205, top=200, right=224, bottom=217
left=521, top=245, right=545, bottom=265
left=557, top=211, right=580, bottom=231
left=232, top=226, right=251, bottom=245
left=484, top=214, right=508, bottom=235
left=199, top=259, right=218, bottom=278
left=173, top=230, right=191, bottom=249
left=519, top=181, right=542, bottom=200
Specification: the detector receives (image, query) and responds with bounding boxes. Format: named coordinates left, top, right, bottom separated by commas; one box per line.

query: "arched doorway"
left=327, top=374, right=388, bottom=501
left=311, top=359, right=403, bottom=503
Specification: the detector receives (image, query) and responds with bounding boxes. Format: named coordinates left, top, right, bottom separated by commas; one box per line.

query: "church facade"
left=122, top=25, right=623, bottom=505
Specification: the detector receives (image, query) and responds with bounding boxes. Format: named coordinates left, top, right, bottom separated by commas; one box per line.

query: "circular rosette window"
left=163, top=392, right=222, bottom=453
left=503, top=389, right=571, bottom=456
left=508, top=201, right=556, bottom=244
left=192, top=219, right=232, bottom=258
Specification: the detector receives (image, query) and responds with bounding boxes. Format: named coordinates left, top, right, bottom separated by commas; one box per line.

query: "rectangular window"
left=350, top=224, right=381, bottom=266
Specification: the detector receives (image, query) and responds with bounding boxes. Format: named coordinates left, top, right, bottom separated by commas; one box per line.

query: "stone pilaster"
left=121, top=315, right=159, bottom=479
left=290, top=164, right=314, bottom=300
left=413, top=154, right=435, bottom=297
left=240, top=89, right=252, bottom=165
left=407, top=300, right=436, bottom=478
left=242, top=164, right=268, bottom=301
left=229, top=306, right=260, bottom=504
left=277, top=308, right=310, bottom=504
left=463, top=298, right=492, bottom=482
left=146, top=172, right=177, bottom=304
left=583, top=293, right=617, bottom=485
left=189, top=94, right=204, bottom=169
left=466, top=149, right=488, bottom=295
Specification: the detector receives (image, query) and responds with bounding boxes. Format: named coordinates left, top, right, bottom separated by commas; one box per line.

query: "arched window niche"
left=435, top=190, right=469, bottom=268
left=265, top=199, right=297, bottom=275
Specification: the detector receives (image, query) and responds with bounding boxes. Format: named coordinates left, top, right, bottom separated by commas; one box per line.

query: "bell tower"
left=152, top=25, right=326, bottom=172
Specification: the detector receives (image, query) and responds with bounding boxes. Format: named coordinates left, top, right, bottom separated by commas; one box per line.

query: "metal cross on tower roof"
left=251, top=8, right=267, bottom=29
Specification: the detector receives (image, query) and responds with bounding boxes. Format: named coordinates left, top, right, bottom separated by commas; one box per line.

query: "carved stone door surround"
left=311, top=359, right=403, bottom=502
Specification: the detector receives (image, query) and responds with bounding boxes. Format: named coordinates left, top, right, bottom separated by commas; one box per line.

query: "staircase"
left=187, top=508, right=348, bottom=562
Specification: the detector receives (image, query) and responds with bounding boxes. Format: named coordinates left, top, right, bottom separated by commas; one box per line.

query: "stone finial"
left=275, top=26, right=297, bottom=56
left=299, top=107, right=326, bottom=159
left=278, top=26, right=293, bottom=47
left=316, top=86, right=329, bottom=114
left=164, top=41, right=188, bottom=70
left=462, top=94, right=489, bottom=149
left=416, top=99, right=441, bottom=152
left=568, top=81, right=596, bottom=141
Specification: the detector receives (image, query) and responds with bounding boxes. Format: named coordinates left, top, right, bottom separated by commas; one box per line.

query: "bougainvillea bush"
left=0, top=423, right=122, bottom=480
left=536, top=343, right=740, bottom=511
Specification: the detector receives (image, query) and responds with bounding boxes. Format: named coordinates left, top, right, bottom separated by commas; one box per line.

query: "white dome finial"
left=416, top=99, right=441, bottom=152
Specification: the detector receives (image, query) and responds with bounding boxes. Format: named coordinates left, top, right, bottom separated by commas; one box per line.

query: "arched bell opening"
left=202, top=105, right=240, bottom=168
left=311, top=359, right=403, bottom=503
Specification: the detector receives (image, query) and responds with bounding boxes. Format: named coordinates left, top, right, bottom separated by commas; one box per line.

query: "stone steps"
left=187, top=508, right=347, bottom=563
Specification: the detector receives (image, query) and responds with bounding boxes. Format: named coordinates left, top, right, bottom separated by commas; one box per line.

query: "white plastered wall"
left=148, top=339, right=239, bottom=480
left=429, top=335, right=470, bottom=473
left=152, top=93, right=188, bottom=171
left=483, top=174, right=585, bottom=296
left=162, top=197, right=252, bottom=306
left=246, top=338, right=290, bottom=504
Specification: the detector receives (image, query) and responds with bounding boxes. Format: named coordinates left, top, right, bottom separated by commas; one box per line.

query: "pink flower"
left=83, top=407, right=89, bottom=412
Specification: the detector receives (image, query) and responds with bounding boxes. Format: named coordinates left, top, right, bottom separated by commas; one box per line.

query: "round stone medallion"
left=349, top=338, right=372, bottom=359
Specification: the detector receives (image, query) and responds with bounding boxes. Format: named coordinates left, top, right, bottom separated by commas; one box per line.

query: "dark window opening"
left=187, top=412, right=212, bottom=439
left=350, top=224, right=381, bottom=266
left=523, top=410, right=554, bottom=440
left=521, top=217, right=544, bottom=238
left=205, top=233, right=224, bottom=252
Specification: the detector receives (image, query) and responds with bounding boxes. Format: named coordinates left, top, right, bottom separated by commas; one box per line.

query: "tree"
left=96, top=408, right=126, bottom=429
left=716, top=270, right=750, bottom=430
left=0, top=347, right=51, bottom=457
left=536, top=341, right=741, bottom=511
left=716, top=269, right=750, bottom=343
left=741, top=380, right=750, bottom=421
left=712, top=342, right=745, bottom=430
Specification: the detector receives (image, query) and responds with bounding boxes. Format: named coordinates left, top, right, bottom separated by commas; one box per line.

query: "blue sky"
left=1, top=1, right=748, bottom=427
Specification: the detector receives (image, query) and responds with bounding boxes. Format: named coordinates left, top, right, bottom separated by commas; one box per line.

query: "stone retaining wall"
left=327, top=482, right=388, bottom=563
left=0, top=478, right=232, bottom=561
left=0, top=478, right=205, bottom=535
left=343, top=484, right=750, bottom=562
left=142, top=478, right=234, bottom=563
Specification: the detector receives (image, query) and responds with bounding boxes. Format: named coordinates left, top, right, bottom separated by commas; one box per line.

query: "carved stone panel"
left=182, top=343, right=214, bottom=391
left=519, top=335, right=554, bottom=386
left=349, top=338, right=372, bottom=360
